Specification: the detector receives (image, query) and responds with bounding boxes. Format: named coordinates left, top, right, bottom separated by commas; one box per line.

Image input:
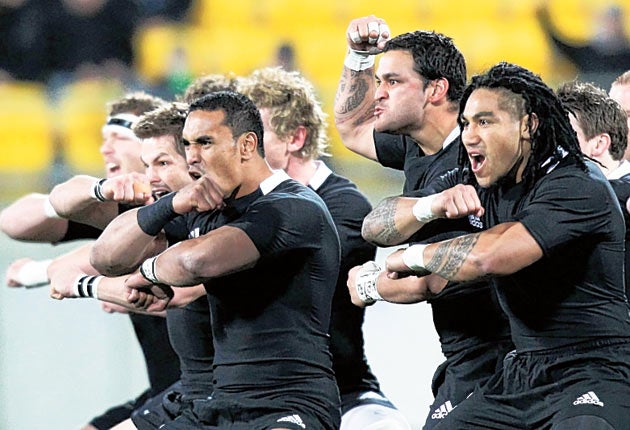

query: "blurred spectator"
left=47, top=0, right=140, bottom=85
left=537, top=3, right=630, bottom=88
left=0, top=0, right=51, bottom=82
left=275, top=42, right=298, bottom=71
left=137, top=0, right=193, bottom=24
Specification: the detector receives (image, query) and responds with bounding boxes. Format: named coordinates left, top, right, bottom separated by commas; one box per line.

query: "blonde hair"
left=238, top=67, right=330, bottom=159
left=180, top=73, right=239, bottom=104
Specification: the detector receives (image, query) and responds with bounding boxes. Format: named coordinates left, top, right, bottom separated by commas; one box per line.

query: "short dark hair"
left=189, top=91, right=265, bottom=156
left=133, top=102, right=188, bottom=157
left=383, top=30, right=467, bottom=104
left=557, top=80, right=628, bottom=161
left=458, top=62, right=586, bottom=190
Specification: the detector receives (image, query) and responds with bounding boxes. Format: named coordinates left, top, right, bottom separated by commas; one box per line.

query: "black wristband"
left=136, top=192, right=178, bottom=236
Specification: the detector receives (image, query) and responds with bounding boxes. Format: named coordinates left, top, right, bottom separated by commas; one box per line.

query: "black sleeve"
left=58, top=221, right=102, bottom=242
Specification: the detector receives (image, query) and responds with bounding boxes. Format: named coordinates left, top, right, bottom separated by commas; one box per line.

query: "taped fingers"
left=367, top=21, right=380, bottom=44
left=350, top=30, right=362, bottom=44
left=377, top=23, right=391, bottom=44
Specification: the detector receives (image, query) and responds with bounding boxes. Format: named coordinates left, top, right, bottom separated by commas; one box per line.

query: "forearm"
left=144, top=226, right=259, bottom=287
left=0, top=194, right=68, bottom=242
left=91, top=208, right=163, bottom=276
left=377, top=272, right=447, bottom=304
left=362, top=196, right=426, bottom=246
left=398, top=222, right=542, bottom=282
left=49, top=175, right=118, bottom=228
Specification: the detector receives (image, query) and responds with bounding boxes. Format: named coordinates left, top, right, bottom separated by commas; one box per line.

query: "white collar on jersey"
left=607, top=159, right=630, bottom=180
left=307, top=161, right=332, bottom=192
left=260, top=169, right=292, bottom=195
left=443, top=126, right=460, bottom=149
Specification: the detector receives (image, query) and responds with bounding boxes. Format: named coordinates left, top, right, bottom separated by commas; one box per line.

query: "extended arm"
left=386, top=221, right=543, bottom=282
left=362, top=184, right=485, bottom=246
left=48, top=173, right=152, bottom=230
left=48, top=241, right=206, bottom=311
left=334, top=15, right=389, bottom=160
left=0, top=193, right=69, bottom=242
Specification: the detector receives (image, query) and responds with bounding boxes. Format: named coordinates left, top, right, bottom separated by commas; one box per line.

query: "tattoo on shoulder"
left=426, top=233, right=480, bottom=279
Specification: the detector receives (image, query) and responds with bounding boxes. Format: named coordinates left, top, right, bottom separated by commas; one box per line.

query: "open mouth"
left=106, top=162, right=120, bottom=177
left=469, top=153, right=486, bottom=173
left=152, top=189, right=170, bottom=199
left=189, top=169, right=202, bottom=180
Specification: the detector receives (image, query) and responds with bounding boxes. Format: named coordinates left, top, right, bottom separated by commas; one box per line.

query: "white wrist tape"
left=73, top=274, right=103, bottom=298
left=402, top=244, right=427, bottom=271
left=354, top=261, right=384, bottom=304
left=344, top=49, right=375, bottom=71
left=140, top=257, right=160, bottom=284
left=43, top=196, right=62, bottom=219
left=15, top=259, right=52, bottom=287
left=412, top=195, right=438, bottom=223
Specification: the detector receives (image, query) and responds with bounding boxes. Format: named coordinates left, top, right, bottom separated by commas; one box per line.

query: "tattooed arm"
left=362, top=184, right=484, bottom=246
left=385, top=222, right=543, bottom=282
left=334, top=15, right=390, bottom=161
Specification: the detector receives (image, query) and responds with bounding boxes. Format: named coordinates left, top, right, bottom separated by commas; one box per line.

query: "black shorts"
left=423, top=340, right=512, bottom=430
left=340, top=390, right=397, bottom=415
left=131, top=381, right=210, bottom=430
left=433, top=340, right=630, bottom=429
left=90, top=388, right=152, bottom=429
left=162, top=377, right=340, bottom=430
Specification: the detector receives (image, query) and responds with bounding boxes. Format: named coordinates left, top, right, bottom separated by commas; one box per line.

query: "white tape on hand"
left=43, top=196, right=62, bottom=219
left=15, top=259, right=52, bottom=287
left=349, top=30, right=362, bottom=44
left=402, top=244, right=427, bottom=272
left=412, top=195, right=438, bottom=223
left=354, top=261, right=383, bottom=304
left=377, top=23, right=391, bottom=44
left=367, top=21, right=379, bottom=44
left=344, top=49, right=375, bottom=71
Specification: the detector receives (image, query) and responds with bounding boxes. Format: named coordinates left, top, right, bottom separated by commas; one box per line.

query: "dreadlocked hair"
left=457, top=62, right=586, bottom=190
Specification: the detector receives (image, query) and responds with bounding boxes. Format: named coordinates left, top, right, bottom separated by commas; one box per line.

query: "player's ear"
left=521, top=112, right=539, bottom=139
left=239, top=132, right=258, bottom=159
left=428, top=77, right=449, bottom=103
left=287, top=126, right=307, bottom=154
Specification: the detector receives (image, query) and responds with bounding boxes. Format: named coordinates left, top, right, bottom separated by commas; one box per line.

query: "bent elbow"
left=90, top=246, right=127, bottom=276
left=469, top=250, right=506, bottom=278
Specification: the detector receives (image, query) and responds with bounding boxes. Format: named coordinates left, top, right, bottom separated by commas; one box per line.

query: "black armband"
left=136, top=192, right=179, bottom=236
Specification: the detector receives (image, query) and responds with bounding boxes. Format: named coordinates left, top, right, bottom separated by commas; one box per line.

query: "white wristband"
left=344, top=49, right=375, bottom=71
left=412, top=195, right=438, bottom=223
left=43, top=196, right=62, bottom=219
left=15, top=259, right=52, bottom=287
left=354, top=261, right=384, bottom=304
left=140, top=257, right=159, bottom=284
left=402, top=244, right=427, bottom=271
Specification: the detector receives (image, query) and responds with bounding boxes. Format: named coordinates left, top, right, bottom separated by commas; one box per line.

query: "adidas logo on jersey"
left=573, top=391, right=604, bottom=407
left=468, top=214, right=483, bottom=229
left=277, top=414, right=306, bottom=429
left=188, top=227, right=200, bottom=239
left=431, top=400, right=454, bottom=419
